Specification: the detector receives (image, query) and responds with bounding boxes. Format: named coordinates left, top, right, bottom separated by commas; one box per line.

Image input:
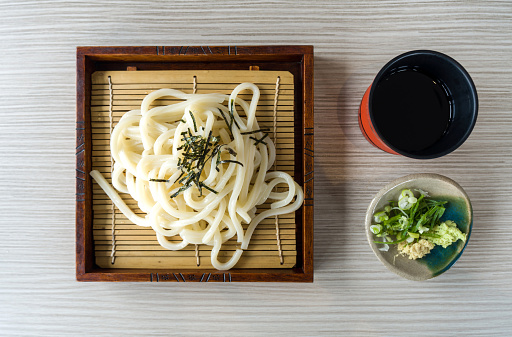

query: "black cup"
left=366, top=50, right=478, bottom=159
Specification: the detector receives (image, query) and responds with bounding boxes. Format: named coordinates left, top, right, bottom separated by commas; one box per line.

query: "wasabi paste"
left=429, top=220, right=467, bottom=248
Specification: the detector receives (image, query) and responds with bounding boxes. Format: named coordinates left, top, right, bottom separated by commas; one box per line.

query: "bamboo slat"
left=91, top=70, right=296, bottom=270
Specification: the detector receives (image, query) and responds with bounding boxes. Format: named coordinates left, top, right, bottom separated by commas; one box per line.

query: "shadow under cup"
left=359, top=50, right=478, bottom=159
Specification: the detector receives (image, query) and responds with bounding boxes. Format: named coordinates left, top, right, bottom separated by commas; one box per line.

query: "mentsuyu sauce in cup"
left=371, top=68, right=452, bottom=153
left=359, top=50, right=478, bottom=159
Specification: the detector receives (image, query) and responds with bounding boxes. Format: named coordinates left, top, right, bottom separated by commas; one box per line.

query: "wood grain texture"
left=0, top=0, right=511, bottom=335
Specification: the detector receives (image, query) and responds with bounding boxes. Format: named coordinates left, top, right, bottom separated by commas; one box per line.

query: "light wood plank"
left=2, top=1, right=511, bottom=335
left=92, top=70, right=294, bottom=85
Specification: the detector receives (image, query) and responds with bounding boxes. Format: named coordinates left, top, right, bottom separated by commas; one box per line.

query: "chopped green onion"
left=374, top=211, right=389, bottom=223
left=398, top=189, right=418, bottom=210
left=408, top=232, right=419, bottom=239
left=370, top=224, right=382, bottom=234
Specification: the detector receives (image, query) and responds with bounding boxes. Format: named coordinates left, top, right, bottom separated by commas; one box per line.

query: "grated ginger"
left=398, top=239, right=435, bottom=260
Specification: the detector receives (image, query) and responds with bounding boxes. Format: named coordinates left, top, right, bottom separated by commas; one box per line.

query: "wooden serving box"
left=76, top=46, right=314, bottom=282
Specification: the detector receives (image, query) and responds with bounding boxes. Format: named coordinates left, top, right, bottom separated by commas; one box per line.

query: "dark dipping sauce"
left=371, top=69, right=452, bottom=153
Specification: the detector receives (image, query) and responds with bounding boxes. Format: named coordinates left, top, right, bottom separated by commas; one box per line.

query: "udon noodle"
left=90, top=83, right=303, bottom=270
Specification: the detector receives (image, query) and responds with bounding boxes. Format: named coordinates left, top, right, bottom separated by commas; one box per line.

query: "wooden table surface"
left=1, top=1, right=511, bottom=336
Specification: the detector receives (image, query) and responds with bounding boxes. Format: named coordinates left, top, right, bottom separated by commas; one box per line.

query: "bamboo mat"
left=90, top=70, right=297, bottom=269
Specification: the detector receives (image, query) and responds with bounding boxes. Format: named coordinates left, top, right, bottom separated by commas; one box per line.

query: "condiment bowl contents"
left=365, top=173, right=472, bottom=281
left=359, top=50, right=478, bottom=159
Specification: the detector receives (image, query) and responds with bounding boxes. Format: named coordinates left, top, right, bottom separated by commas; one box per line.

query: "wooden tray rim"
left=76, top=45, right=314, bottom=282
